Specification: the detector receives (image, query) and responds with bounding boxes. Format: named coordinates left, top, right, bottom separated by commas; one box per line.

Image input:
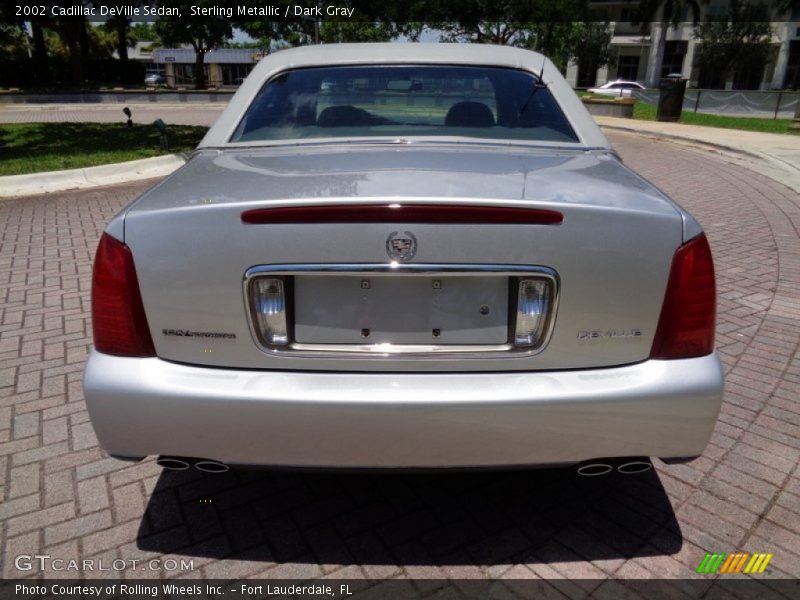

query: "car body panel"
left=84, top=351, right=724, bottom=468
left=123, top=146, right=682, bottom=372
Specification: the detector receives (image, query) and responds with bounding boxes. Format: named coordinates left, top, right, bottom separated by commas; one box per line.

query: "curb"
left=0, top=154, right=187, bottom=199
left=597, top=122, right=766, bottom=161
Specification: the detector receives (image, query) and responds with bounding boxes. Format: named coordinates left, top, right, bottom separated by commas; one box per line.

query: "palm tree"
left=634, top=0, right=707, bottom=86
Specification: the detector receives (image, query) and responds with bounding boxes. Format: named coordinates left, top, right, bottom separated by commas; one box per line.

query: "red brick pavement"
left=1, top=133, right=798, bottom=588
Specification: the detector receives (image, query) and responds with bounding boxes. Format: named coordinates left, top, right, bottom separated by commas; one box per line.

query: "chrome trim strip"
left=243, top=263, right=560, bottom=360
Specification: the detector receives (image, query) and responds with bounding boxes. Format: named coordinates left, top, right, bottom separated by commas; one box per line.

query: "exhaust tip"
left=157, top=456, right=191, bottom=470
left=576, top=462, right=614, bottom=477
left=617, top=460, right=653, bottom=475
left=194, top=460, right=230, bottom=474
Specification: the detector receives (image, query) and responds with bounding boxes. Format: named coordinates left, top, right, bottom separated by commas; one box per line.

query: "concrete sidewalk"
left=595, top=116, right=800, bottom=194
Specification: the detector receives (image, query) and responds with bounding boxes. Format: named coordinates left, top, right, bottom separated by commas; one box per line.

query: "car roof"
left=261, top=43, right=546, bottom=69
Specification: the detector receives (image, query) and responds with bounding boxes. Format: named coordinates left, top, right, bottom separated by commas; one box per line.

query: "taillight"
left=91, top=233, right=155, bottom=357
left=250, top=277, right=289, bottom=346
left=651, top=233, right=716, bottom=359
left=514, top=278, right=554, bottom=348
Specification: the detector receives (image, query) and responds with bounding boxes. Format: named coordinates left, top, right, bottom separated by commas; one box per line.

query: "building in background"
left=153, top=48, right=261, bottom=88
left=567, top=0, right=800, bottom=90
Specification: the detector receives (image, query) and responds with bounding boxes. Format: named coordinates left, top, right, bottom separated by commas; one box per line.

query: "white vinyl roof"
left=199, top=43, right=610, bottom=150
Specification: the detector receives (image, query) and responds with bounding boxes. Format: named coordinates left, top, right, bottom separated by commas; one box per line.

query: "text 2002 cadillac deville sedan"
left=84, top=44, right=723, bottom=475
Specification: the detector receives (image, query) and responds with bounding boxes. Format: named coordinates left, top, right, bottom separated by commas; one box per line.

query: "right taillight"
left=514, top=278, right=553, bottom=348
left=91, top=233, right=155, bottom=357
left=651, top=233, right=716, bottom=359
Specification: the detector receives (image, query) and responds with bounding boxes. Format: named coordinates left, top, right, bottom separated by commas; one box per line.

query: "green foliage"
left=570, top=22, right=616, bottom=85
left=634, top=0, right=707, bottom=28
left=0, top=21, right=29, bottom=60
left=234, top=1, right=404, bottom=49
left=418, top=0, right=586, bottom=45
left=693, top=0, right=774, bottom=89
left=130, top=22, right=159, bottom=44
left=633, top=101, right=793, bottom=134
left=0, top=123, right=208, bottom=175
left=1, top=57, right=145, bottom=88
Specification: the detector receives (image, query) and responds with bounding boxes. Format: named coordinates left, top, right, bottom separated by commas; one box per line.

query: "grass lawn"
left=0, top=122, right=209, bottom=176
left=633, top=102, right=794, bottom=134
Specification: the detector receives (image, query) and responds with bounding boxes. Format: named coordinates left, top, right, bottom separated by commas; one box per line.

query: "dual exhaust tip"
left=157, top=456, right=229, bottom=474
left=577, top=458, right=653, bottom=477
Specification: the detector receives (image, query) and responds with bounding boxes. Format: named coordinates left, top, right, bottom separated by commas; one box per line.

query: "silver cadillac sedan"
left=84, top=44, right=723, bottom=475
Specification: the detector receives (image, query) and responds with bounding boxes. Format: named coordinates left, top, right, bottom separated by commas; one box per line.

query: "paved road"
left=1, top=133, right=799, bottom=590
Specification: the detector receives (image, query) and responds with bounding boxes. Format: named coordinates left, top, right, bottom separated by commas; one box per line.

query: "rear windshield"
left=231, top=65, right=578, bottom=144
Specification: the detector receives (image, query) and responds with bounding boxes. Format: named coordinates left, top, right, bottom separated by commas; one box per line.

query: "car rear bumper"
left=84, top=351, right=723, bottom=468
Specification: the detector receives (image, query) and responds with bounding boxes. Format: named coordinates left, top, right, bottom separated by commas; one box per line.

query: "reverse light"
left=651, top=233, right=716, bottom=359
left=514, top=278, right=553, bottom=347
left=91, top=233, right=156, bottom=357
left=251, top=277, right=289, bottom=346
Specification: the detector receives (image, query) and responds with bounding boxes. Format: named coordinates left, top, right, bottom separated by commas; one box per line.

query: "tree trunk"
left=30, top=20, right=48, bottom=82
left=649, top=22, right=667, bottom=87
left=55, top=20, right=85, bottom=86
left=67, top=38, right=82, bottom=85
left=116, top=20, right=129, bottom=60
left=79, top=21, right=90, bottom=60
left=194, top=51, right=206, bottom=90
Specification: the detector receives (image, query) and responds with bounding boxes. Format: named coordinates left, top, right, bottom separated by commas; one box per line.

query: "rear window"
left=231, top=65, right=578, bottom=144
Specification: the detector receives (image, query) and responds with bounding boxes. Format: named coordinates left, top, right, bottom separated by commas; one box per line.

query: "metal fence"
left=632, top=89, right=800, bottom=119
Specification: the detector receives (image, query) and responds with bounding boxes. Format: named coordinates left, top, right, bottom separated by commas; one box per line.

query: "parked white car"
left=84, top=44, right=722, bottom=476
left=588, top=80, right=646, bottom=97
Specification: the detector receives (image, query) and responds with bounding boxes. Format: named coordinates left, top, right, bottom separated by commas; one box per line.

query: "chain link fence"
left=632, top=89, right=800, bottom=119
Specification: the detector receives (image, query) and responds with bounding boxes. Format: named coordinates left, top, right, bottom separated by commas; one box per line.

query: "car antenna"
left=516, top=62, right=549, bottom=123
left=537, top=62, right=547, bottom=88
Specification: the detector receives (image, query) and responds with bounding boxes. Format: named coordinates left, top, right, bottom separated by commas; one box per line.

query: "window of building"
left=785, top=40, right=800, bottom=89
left=174, top=64, right=210, bottom=86
left=221, top=64, right=255, bottom=86
left=617, top=55, right=640, bottom=81
left=661, top=41, right=687, bottom=77
left=144, top=62, right=165, bottom=77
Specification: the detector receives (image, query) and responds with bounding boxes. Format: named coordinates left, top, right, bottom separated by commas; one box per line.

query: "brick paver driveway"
left=1, top=132, right=799, bottom=588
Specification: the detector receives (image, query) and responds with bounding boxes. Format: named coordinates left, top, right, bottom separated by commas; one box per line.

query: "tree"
left=234, top=1, right=405, bottom=50
left=130, top=22, right=159, bottom=44
left=0, top=6, right=29, bottom=61
left=49, top=18, right=88, bottom=84
left=693, top=0, right=774, bottom=89
left=95, top=1, right=143, bottom=60
left=524, top=22, right=585, bottom=73
left=420, top=0, right=585, bottom=46
left=571, top=22, right=617, bottom=87
left=634, top=0, right=707, bottom=84
left=155, top=1, right=233, bottom=89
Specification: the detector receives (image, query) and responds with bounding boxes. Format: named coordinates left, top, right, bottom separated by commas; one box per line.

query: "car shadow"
left=136, top=465, right=681, bottom=567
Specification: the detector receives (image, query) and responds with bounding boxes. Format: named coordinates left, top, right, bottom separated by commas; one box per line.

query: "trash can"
left=657, top=75, right=687, bottom=122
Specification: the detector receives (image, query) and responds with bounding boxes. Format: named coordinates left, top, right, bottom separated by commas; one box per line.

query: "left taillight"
left=91, top=233, right=155, bottom=357
left=249, top=277, right=289, bottom=346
